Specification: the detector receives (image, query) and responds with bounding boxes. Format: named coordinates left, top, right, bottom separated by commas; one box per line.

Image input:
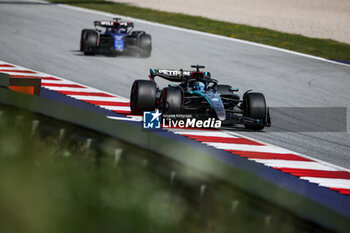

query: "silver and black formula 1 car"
left=80, top=18, right=152, bottom=57
left=130, top=65, right=271, bottom=130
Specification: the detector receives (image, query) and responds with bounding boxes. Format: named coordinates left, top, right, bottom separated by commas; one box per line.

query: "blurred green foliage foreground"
left=0, top=106, right=332, bottom=233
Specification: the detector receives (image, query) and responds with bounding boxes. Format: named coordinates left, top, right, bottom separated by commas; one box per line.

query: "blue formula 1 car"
left=130, top=65, right=271, bottom=130
left=80, top=18, right=152, bottom=57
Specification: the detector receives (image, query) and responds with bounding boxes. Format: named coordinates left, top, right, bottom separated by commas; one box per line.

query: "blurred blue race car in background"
left=80, top=18, right=152, bottom=57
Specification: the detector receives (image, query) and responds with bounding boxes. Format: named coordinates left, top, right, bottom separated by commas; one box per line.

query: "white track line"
left=107, top=116, right=142, bottom=121
left=70, top=96, right=123, bottom=101
left=0, top=67, right=34, bottom=71
left=171, top=130, right=238, bottom=138
left=204, top=142, right=292, bottom=153
left=42, top=80, right=79, bottom=84
left=300, top=177, right=350, bottom=189
left=100, top=106, right=131, bottom=111
left=0, top=71, right=40, bottom=76
left=124, top=115, right=143, bottom=121
left=42, top=86, right=92, bottom=92
left=251, top=159, right=339, bottom=171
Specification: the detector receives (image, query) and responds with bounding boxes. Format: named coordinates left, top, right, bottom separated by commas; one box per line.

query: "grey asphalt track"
left=0, top=0, right=349, bottom=168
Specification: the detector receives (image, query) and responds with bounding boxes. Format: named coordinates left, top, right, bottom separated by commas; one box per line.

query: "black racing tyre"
left=84, top=31, right=98, bottom=55
left=243, top=92, right=266, bottom=130
left=130, top=80, right=157, bottom=115
left=216, top=85, right=233, bottom=96
left=160, top=88, right=183, bottom=114
left=80, top=29, right=95, bottom=51
left=139, top=34, right=152, bottom=58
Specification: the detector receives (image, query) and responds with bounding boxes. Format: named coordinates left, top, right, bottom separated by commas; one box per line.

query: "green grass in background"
left=48, top=0, right=350, bottom=61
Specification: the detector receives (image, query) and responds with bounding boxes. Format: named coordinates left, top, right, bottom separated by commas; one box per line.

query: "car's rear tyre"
left=139, top=34, right=152, bottom=58
left=243, top=92, right=266, bottom=130
left=160, top=88, right=183, bottom=114
left=130, top=80, right=157, bottom=115
left=83, top=31, right=98, bottom=55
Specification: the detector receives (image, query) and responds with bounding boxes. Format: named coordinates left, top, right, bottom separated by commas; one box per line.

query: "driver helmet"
left=193, top=81, right=206, bottom=92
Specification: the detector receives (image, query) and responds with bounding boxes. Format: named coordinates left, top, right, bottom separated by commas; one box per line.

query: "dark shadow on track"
left=70, top=50, right=150, bottom=59
left=220, top=125, right=269, bottom=133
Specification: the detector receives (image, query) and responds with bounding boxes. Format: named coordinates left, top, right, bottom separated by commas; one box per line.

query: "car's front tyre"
left=83, top=31, right=98, bottom=55
left=80, top=29, right=95, bottom=51
left=139, top=34, right=152, bottom=58
left=243, top=92, right=267, bottom=130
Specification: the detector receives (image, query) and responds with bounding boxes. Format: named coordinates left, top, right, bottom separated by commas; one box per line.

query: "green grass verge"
left=48, top=0, right=350, bottom=61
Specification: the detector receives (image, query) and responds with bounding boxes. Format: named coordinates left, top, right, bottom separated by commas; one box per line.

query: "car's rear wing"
left=149, top=69, right=193, bottom=82
left=94, top=20, right=134, bottom=28
left=149, top=69, right=212, bottom=82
